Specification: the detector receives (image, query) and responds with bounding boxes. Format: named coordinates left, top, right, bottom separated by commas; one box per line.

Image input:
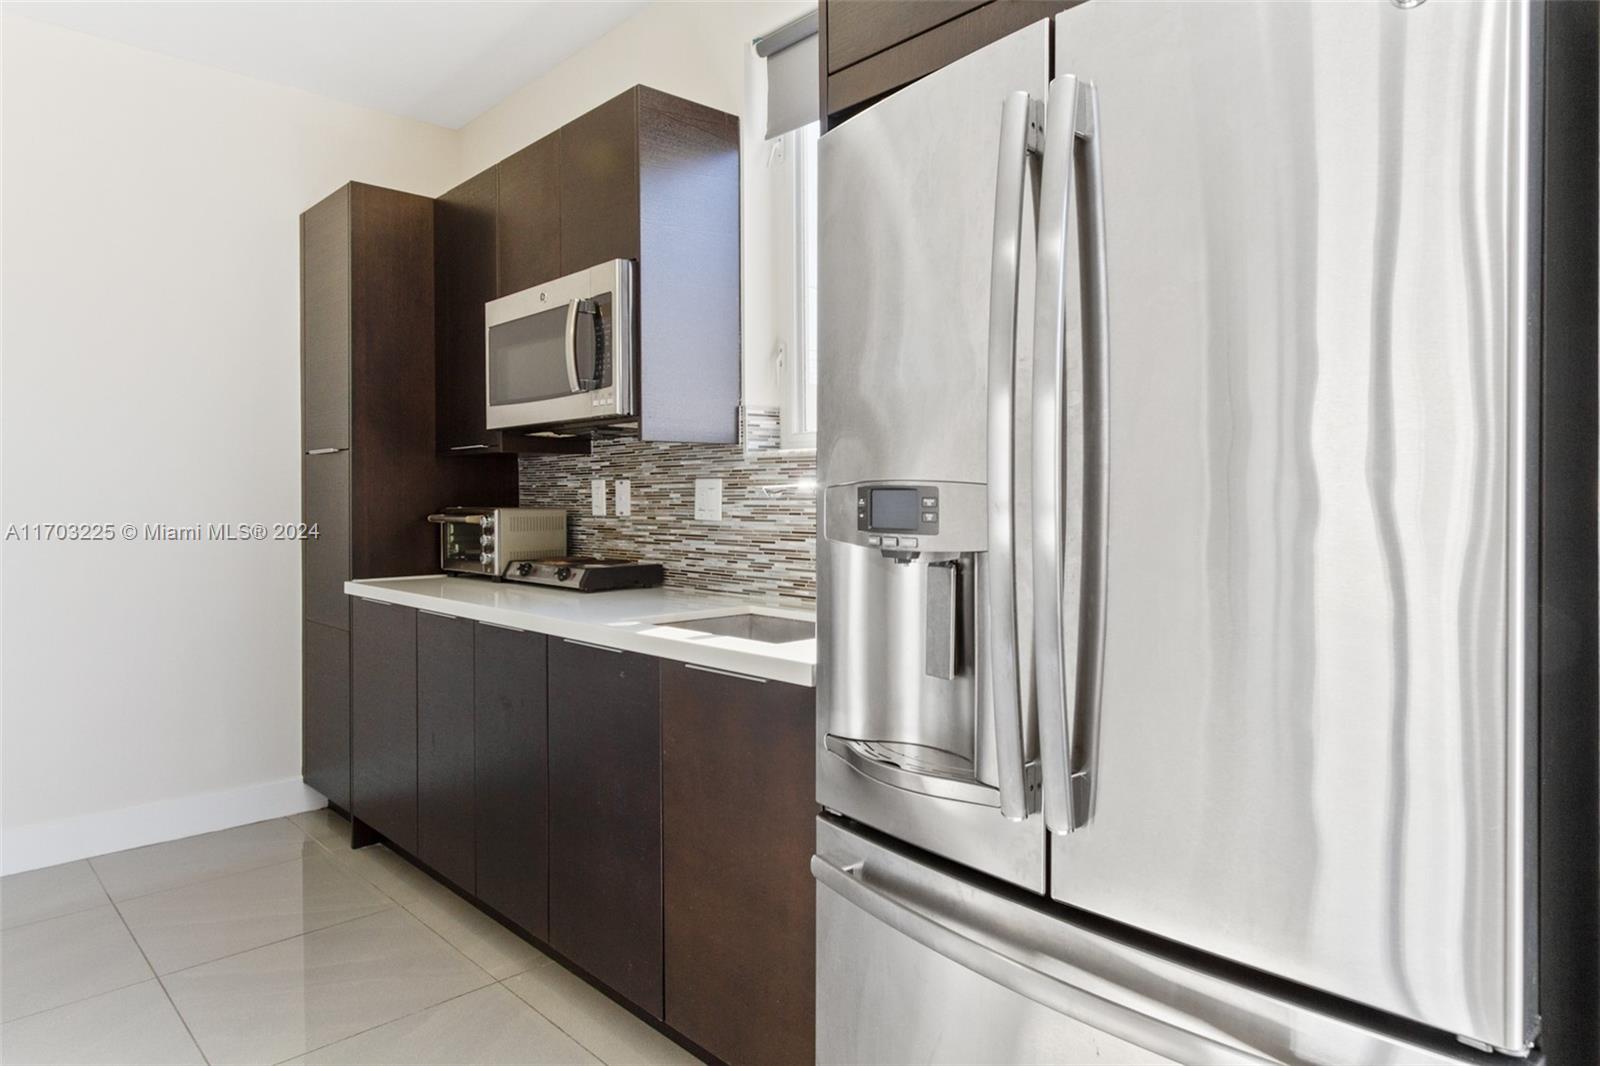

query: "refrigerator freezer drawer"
left=815, top=817, right=1496, bottom=1066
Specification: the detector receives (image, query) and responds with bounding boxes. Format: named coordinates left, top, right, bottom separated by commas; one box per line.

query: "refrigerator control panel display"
left=857, top=486, right=939, bottom=536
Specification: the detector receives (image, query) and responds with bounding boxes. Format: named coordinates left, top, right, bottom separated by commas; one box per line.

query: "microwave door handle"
left=563, top=299, right=582, bottom=393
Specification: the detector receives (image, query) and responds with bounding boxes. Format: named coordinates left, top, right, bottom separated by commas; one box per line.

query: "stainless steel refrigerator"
left=814, top=2, right=1596, bottom=1063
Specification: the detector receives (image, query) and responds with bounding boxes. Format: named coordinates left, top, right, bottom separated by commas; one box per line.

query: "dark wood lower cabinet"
left=547, top=639, right=664, bottom=1018
left=348, top=601, right=815, bottom=1055
left=302, top=620, right=350, bottom=812
left=473, top=623, right=550, bottom=939
left=662, top=663, right=817, bottom=1066
left=351, top=598, right=418, bottom=852
left=417, top=611, right=476, bottom=890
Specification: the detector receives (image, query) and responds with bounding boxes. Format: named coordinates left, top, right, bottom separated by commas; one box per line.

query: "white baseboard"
left=1, top=777, right=328, bottom=875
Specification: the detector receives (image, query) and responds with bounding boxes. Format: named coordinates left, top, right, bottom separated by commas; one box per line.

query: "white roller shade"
left=757, top=11, right=819, bottom=139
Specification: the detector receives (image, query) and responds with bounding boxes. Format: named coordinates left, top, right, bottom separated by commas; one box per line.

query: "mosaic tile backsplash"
left=517, top=408, right=817, bottom=601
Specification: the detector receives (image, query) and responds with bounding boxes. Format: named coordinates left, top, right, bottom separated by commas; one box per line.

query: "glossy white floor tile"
left=292, top=807, right=353, bottom=850
left=118, top=852, right=392, bottom=974
left=0, top=814, right=706, bottom=1065
left=0, top=859, right=110, bottom=930
left=286, top=983, right=602, bottom=1065
left=160, top=907, right=492, bottom=1065
left=391, top=867, right=550, bottom=980
left=0, top=904, right=153, bottom=1023
left=0, top=979, right=204, bottom=1065
left=90, top=818, right=317, bottom=902
left=504, top=963, right=701, bottom=1066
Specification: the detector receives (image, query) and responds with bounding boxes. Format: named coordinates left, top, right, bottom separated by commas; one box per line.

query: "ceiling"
left=8, top=1, right=651, bottom=128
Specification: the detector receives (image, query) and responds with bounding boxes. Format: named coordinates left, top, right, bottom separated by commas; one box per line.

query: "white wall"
left=0, top=15, right=459, bottom=872
left=0, top=1, right=809, bottom=874
left=456, top=0, right=814, bottom=410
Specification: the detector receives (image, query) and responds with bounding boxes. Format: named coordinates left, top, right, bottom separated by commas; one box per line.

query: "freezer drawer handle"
left=982, top=89, right=1040, bottom=822
left=811, top=853, right=1273, bottom=1065
left=1031, top=75, right=1109, bottom=835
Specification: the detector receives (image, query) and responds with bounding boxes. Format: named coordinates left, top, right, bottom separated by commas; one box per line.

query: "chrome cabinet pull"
left=305, top=447, right=345, bottom=455
left=684, top=662, right=768, bottom=684
left=449, top=443, right=491, bottom=451
left=983, top=89, right=1037, bottom=823
left=561, top=637, right=622, bottom=654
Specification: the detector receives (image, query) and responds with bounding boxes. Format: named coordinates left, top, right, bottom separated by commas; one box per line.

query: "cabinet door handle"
left=684, top=662, right=767, bottom=684
left=562, top=637, right=622, bottom=654
left=449, top=444, right=491, bottom=451
left=305, top=447, right=346, bottom=456
left=477, top=620, right=524, bottom=633
left=418, top=609, right=458, bottom=620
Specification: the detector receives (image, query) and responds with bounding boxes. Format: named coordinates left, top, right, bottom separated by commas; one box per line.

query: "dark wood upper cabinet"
left=473, top=623, right=550, bottom=940
left=633, top=88, right=742, bottom=443
left=351, top=597, right=418, bottom=852
left=826, top=0, right=987, bottom=71
left=435, top=86, right=740, bottom=449
left=662, top=663, right=817, bottom=1066
left=434, top=164, right=590, bottom=456
left=821, top=0, right=1078, bottom=125
left=435, top=169, right=501, bottom=455
left=416, top=611, right=476, bottom=890
left=301, top=185, right=351, bottom=453
left=560, top=92, right=642, bottom=271
left=547, top=638, right=664, bottom=1018
left=497, top=134, right=564, bottom=296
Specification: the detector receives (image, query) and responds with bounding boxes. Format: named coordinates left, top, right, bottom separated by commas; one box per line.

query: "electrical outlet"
left=591, top=478, right=606, bottom=517
left=694, top=477, right=722, bottom=521
left=616, top=479, right=632, bottom=516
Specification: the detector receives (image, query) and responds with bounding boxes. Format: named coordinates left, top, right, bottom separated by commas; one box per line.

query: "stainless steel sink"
left=672, top=613, right=815, bottom=643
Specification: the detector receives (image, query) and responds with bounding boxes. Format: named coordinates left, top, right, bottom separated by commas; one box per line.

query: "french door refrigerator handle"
left=1033, top=79, right=1108, bottom=835
left=1071, top=83, right=1109, bottom=828
left=811, top=853, right=1273, bottom=1065
left=1031, top=74, right=1082, bottom=836
left=984, top=89, right=1039, bottom=823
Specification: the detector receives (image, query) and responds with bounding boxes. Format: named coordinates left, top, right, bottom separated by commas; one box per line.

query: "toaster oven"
left=427, top=506, right=566, bottom=578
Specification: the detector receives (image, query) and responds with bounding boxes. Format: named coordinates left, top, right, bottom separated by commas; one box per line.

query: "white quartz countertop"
left=345, top=576, right=816, bottom=687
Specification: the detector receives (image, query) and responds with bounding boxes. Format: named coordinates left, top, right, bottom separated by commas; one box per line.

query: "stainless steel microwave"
left=484, top=259, right=636, bottom=430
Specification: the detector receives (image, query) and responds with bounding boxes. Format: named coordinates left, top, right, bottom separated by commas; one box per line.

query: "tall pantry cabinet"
left=300, top=182, right=517, bottom=812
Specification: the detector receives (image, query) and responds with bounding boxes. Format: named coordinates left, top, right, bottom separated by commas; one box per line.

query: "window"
left=781, top=120, right=820, bottom=450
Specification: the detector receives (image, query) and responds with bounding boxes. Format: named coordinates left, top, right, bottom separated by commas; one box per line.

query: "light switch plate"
left=591, top=479, right=606, bottom=517
left=616, top=479, right=632, bottom=516
left=694, top=477, right=722, bottom=521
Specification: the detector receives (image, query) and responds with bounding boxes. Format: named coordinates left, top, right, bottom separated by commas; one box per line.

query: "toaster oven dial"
left=479, top=551, right=493, bottom=565
left=555, top=566, right=573, bottom=582
left=479, top=534, right=494, bottom=548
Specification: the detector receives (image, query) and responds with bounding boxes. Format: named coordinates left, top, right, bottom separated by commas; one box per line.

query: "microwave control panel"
left=855, top=485, right=939, bottom=548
